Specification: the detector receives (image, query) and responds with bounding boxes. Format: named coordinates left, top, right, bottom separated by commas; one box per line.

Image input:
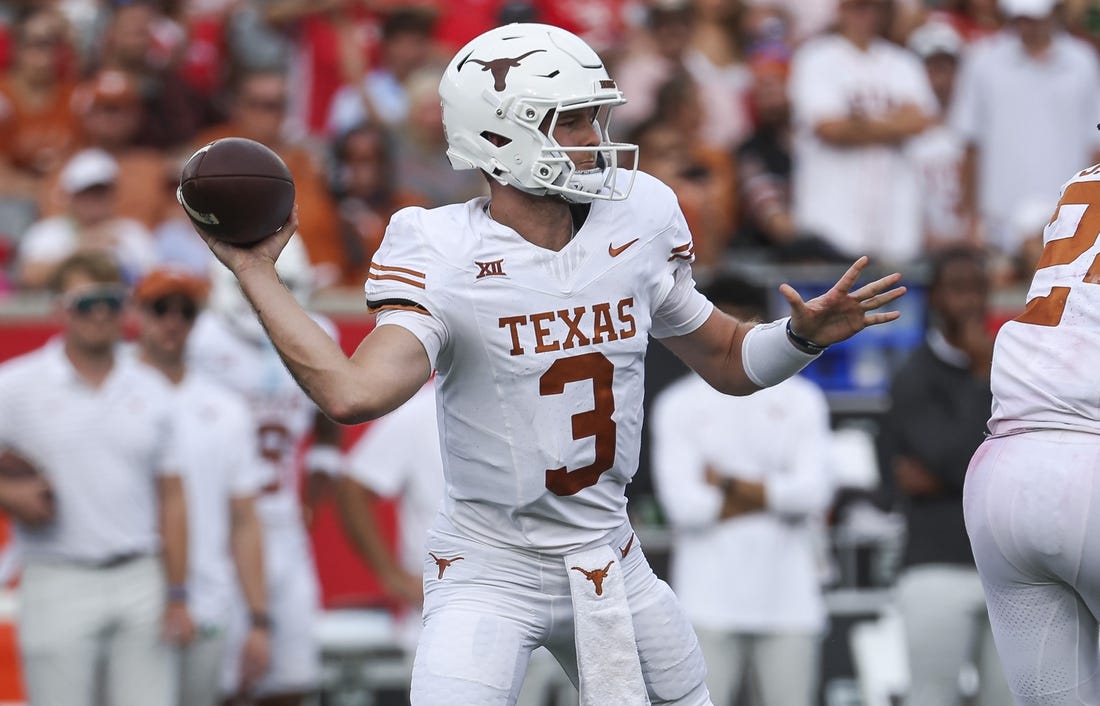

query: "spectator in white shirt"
left=0, top=251, right=190, bottom=706
left=951, top=0, right=1100, bottom=254
left=132, top=267, right=273, bottom=706
left=651, top=274, right=835, bottom=706
left=16, top=148, right=157, bottom=289
left=789, top=0, right=938, bottom=264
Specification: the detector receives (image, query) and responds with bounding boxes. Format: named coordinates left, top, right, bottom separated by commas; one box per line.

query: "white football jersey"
left=990, top=165, right=1100, bottom=434
left=365, top=171, right=712, bottom=554
left=187, top=311, right=335, bottom=527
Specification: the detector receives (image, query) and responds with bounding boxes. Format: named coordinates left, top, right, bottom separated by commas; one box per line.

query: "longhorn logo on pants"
left=571, top=561, right=614, bottom=596
left=429, top=552, right=464, bottom=579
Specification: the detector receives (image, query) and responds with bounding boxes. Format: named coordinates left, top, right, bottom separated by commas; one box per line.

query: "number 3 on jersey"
left=1016, top=180, right=1100, bottom=327
left=540, top=352, right=616, bottom=496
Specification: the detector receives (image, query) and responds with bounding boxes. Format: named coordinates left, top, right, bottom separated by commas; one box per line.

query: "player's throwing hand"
left=781, top=256, right=906, bottom=348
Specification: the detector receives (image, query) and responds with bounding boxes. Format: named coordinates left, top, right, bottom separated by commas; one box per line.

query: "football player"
left=964, top=161, right=1100, bottom=704
left=190, top=23, right=905, bottom=706
left=187, top=236, right=341, bottom=706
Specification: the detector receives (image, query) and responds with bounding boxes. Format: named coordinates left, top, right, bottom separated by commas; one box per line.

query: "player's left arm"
left=662, top=257, right=905, bottom=395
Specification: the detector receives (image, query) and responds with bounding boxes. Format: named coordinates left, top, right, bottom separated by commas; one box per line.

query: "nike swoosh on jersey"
left=608, top=238, right=640, bottom=257
left=620, top=532, right=635, bottom=558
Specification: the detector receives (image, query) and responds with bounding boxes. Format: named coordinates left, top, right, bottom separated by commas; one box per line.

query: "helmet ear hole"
left=480, top=131, right=512, bottom=148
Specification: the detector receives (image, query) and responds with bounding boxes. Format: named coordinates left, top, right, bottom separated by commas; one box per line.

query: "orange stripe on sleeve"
left=367, top=272, right=427, bottom=289
left=370, top=262, right=427, bottom=279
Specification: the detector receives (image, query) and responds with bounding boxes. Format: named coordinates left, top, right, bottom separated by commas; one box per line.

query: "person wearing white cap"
left=950, top=0, right=1100, bottom=254
left=15, top=147, right=156, bottom=289
left=904, top=21, right=972, bottom=251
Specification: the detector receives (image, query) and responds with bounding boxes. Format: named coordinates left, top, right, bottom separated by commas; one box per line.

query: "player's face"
left=546, top=107, right=601, bottom=172
left=59, top=273, right=126, bottom=354
left=140, top=294, right=199, bottom=362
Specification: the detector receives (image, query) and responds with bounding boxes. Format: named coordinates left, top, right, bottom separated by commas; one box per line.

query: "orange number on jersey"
left=540, top=352, right=617, bottom=496
left=1016, top=181, right=1100, bottom=326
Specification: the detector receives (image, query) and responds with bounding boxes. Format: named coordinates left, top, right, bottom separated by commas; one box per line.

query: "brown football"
left=177, top=137, right=296, bottom=246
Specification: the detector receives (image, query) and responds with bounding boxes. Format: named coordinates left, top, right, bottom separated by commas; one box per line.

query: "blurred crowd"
left=1, top=0, right=1098, bottom=297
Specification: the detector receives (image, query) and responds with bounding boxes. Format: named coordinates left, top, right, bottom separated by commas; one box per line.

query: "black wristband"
left=249, top=611, right=272, bottom=630
left=786, top=319, right=829, bottom=354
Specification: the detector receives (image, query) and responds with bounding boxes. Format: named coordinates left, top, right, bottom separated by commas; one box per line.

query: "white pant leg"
left=412, top=524, right=710, bottom=706
left=179, top=628, right=227, bottom=706
left=18, top=563, right=104, bottom=706
left=616, top=544, right=711, bottom=706
left=692, top=628, right=748, bottom=706
left=411, top=533, right=546, bottom=706
left=752, top=632, right=820, bottom=706
left=103, top=556, right=175, bottom=706
left=964, top=432, right=1100, bottom=705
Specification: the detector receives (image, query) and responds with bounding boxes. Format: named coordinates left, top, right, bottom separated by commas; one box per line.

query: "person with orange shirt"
left=191, top=68, right=342, bottom=288
left=0, top=9, right=79, bottom=206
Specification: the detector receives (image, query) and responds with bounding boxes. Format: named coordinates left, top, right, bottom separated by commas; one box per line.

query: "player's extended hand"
left=193, top=204, right=300, bottom=277
left=781, top=256, right=906, bottom=348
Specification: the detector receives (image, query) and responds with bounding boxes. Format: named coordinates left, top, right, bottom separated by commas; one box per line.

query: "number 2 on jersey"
left=539, top=352, right=616, bottom=496
left=1016, top=180, right=1100, bottom=327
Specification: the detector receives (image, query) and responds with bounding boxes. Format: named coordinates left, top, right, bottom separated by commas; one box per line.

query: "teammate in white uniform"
left=131, top=268, right=272, bottom=706
left=186, top=237, right=340, bottom=705
left=185, top=23, right=906, bottom=706
left=964, top=162, right=1100, bottom=704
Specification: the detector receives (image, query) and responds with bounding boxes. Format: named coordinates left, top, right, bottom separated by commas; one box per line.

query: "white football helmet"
left=439, top=23, right=637, bottom=203
left=208, top=235, right=314, bottom=344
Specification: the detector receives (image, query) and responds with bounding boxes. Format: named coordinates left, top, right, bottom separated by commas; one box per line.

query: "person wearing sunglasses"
left=132, top=267, right=273, bottom=706
left=0, top=251, right=189, bottom=706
